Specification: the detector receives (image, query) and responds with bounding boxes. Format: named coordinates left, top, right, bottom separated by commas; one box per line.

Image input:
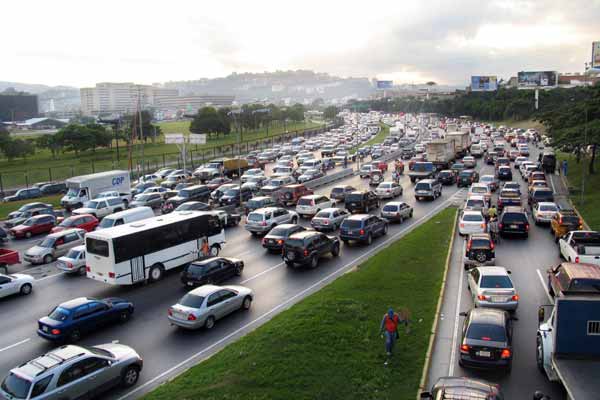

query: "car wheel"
left=285, top=260, right=294, bottom=267
left=43, top=254, right=53, bottom=265
left=205, top=316, right=216, bottom=330
left=149, top=264, right=164, bottom=282
left=242, top=296, right=252, bottom=310
left=25, top=231, right=32, bottom=239
left=331, top=243, right=340, bottom=257
left=291, top=217, right=298, bottom=224
left=119, top=309, right=132, bottom=323
left=121, top=365, right=140, bottom=388
left=399, top=216, right=403, bottom=223
left=410, top=210, right=414, bottom=218
left=366, top=233, right=373, bottom=245
left=382, top=224, right=388, bottom=235
left=20, top=283, right=32, bottom=295
left=123, top=200, right=129, bottom=209
left=69, top=329, right=81, bottom=343
left=310, top=255, right=319, bottom=269
left=536, top=335, right=546, bottom=374
left=78, top=266, right=86, bottom=276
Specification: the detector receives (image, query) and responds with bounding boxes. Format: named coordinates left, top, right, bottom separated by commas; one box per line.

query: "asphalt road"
left=426, top=146, right=568, bottom=399
left=0, top=132, right=471, bottom=399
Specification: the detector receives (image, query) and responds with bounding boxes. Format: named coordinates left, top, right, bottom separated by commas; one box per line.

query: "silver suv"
left=245, top=207, right=298, bottom=235
left=0, top=343, right=143, bottom=400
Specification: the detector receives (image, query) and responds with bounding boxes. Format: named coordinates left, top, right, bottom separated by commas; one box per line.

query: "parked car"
left=262, top=224, right=306, bottom=252
left=38, top=297, right=134, bottom=342
left=296, top=195, right=334, bottom=218
left=380, top=201, right=413, bottom=223
left=180, top=257, right=244, bottom=287
left=468, top=266, right=518, bottom=311
left=245, top=207, right=298, bottom=236
left=24, top=228, right=85, bottom=265
left=330, top=185, right=356, bottom=201
left=0, top=343, right=143, bottom=400
left=9, top=214, right=56, bottom=239
left=463, top=233, right=496, bottom=269
left=339, top=214, right=388, bottom=245
left=458, top=308, right=514, bottom=371
left=0, top=273, right=34, bottom=298
left=168, top=284, right=253, bottom=329
left=3, top=187, right=42, bottom=202
left=4, top=205, right=54, bottom=229
left=310, top=208, right=350, bottom=231
left=40, top=182, right=68, bottom=195
left=532, top=202, right=559, bottom=225
left=345, top=190, right=380, bottom=213
left=56, top=245, right=87, bottom=275
left=51, top=214, right=99, bottom=233
left=499, top=206, right=529, bottom=238
left=414, top=179, right=442, bottom=201
left=420, top=377, right=504, bottom=400
left=282, top=231, right=340, bottom=268
left=459, top=210, right=487, bottom=236
left=73, top=197, right=125, bottom=218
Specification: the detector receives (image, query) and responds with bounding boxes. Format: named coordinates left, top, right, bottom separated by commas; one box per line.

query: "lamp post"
left=581, top=62, right=591, bottom=205
left=228, top=109, right=243, bottom=209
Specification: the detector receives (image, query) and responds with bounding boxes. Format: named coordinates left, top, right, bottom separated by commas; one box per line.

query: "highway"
left=426, top=146, right=568, bottom=399
left=0, top=133, right=468, bottom=399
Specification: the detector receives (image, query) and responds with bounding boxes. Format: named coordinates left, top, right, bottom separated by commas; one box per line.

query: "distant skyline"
left=2, top=0, right=599, bottom=87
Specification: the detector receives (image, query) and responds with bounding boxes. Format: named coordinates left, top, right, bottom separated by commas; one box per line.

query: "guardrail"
left=305, top=168, right=355, bottom=190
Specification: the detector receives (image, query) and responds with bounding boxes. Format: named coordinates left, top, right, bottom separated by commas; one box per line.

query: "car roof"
left=476, top=266, right=510, bottom=276
left=384, top=201, right=408, bottom=206
left=462, top=210, right=483, bottom=216
left=468, top=233, right=491, bottom=240
left=502, top=206, right=525, bottom=213
left=289, top=230, right=320, bottom=239
left=467, top=195, right=485, bottom=201
left=48, top=228, right=84, bottom=238
left=469, top=308, right=507, bottom=325
left=346, top=214, right=370, bottom=221
left=59, top=297, right=97, bottom=309
left=188, top=284, right=222, bottom=297
left=317, top=208, right=339, bottom=213
left=14, top=345, right=89, bottom=379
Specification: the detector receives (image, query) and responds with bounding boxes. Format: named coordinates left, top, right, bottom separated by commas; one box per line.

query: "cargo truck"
left=537, top=289, right=600, bottom=399
left=446, top=131, right=471, bottom=158
left=426, top=140, right=455, bottom=170
left=408, top=162, right=437, bottom=183
left=60, top=170, right=131, bottom=210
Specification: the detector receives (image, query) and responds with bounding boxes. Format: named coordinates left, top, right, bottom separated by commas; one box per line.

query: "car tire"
left=331, top=243, right=340, bottom=257
left=382, top=224, right=388, bottom=235
left=285, top=260, right=294, bottom=267
left=20, top=283, right=32, bottom=295
left=69, top=329, right=81, bottom=343
left=242, top=296, right=252, bottom=310
left=25, top=231, right=32, bottom=239
left=291, top=217, right=298, bottom=224
left=123, top=200, right=129, bottom=209
left=399, top=216, right=403, bottom=223
left=119, top=309, right=132, bottom=323
left=410, top=210, right=414, bottom=218
left=235, top=266, right=242, bottom=276
left=536, top=335, right=546, bottom=375
left=149, top=264, right=164, bottom=283
left=78, top=266, right=86, bottom=276
left=43, top=254, right=53, bottom=265
left=121, top=365, right=141, bottom=388
left=310, top=255, right=319, bottom=269
left=366, top=233, right=373, bottom=245
left=205, top=316, right=216, bottom=330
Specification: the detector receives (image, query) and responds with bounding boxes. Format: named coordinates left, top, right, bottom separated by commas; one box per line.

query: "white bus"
left=85, top=211, right=225, bottom=285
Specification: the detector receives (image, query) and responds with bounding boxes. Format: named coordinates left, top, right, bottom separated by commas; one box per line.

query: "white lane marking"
left=240, top=262, right=284, bottom=284
left=536, top=269, right=553, bottom=303
left=448, top=237, right=465, bottom=376
left=549, top=174, right=556, bottom=193
left=36, top=271, right=65, bottom=282
left=118, top=192, right=463, bottom=400
left=0, top=338, right=30, bottom=353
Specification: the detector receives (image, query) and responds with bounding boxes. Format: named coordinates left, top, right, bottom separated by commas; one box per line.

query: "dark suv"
left=339, top=215, right=388, bottom=245
left=282, top=231, right=340, bottom=268
left=180, top=257, right=244, bottom=287
left=527, top=187, right=554, bottom=209
left=499, top=206, right=529, bottom=238
left=463, top=233, right=496, bottom=269
left=278, top=184, right=314, bottom=206
left=457, top=169, right=479, bottom=187
left=163, top=184, right=211, bottom=211
left=438, top=170, right=456, bottom=185
left=344, top=190, right=379, bottom=213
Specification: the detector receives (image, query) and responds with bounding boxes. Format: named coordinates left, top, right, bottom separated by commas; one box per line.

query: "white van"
left=96, top=206, right=154, bottom=230
left=470, top=143, right=483, bottom=158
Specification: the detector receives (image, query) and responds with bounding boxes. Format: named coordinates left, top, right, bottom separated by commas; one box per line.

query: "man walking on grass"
left=379, top=308, right=409, bottom=357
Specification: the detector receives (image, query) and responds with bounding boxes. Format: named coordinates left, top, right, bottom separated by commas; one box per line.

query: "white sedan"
left=459, top=210, right=487, bottom=236
left=0, top=273, right=34, bottom=298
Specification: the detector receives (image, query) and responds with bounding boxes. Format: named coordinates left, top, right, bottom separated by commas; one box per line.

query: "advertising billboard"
left=517, top=71, right=558, bottom=88
left=593, top=42, right=600, bottom=69
left=470, top=76, right=498, bottom=91
left=376, top=80, right=393, bottom=89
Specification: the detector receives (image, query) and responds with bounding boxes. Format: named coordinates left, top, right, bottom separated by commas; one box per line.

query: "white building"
left=80, top=83, right=179, bottom=115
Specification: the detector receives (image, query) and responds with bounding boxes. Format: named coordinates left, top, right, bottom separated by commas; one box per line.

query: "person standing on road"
left=487, top=204, right=497, bottom=221
left=562, top=160, right=568, bottom=177
left=379, top=308, right=408, bottom=357
left=344, top=156, right=348, bottom=169
left=488, top=216, right=499, bottom=243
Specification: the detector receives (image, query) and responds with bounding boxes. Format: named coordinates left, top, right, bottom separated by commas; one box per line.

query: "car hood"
left=5, top=216, right=26, bottom=227
left=7, top=211, right=23, bottom=219
left=11, top=273, right=33, bottom=281
left=10, top=224, right=29, bottom=232
left=73, top=208, right=96, bottom=214
left=26, top=246, right=49, bottom=256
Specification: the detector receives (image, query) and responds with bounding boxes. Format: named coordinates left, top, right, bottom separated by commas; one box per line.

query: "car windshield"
left=178, top=190, right=192, bottom=198
left=1, top=373, right=31, bottom=399
left=470, top=239, right=491, bottom=249
left=247, top=213, right=264, bottom=222
left=467, top=322, right=507, bottom=342
left=65, top=249, right=82, bottom=259
left=178, top=294, right=205, bottom=309
left=534, top=190, right=553, bottom=198
left=342, top=220, right=363, bottom=229
left=49, top=307, right=70, bottom=321
left=297, top=198, right=313, bottom=206
left=345, top=193, right=364, bottom=202
left=539, top=205, right=558, bottom=212
left=561, top=215, right=580, bottom=225
left=459, top=171, right=472, bottom=177
left=480, top=275, right=513, bottom=289
left=84, top=200, right=100, bottom=209
left=39, top=237, right=56, bottom=248
left=23, top=219, right=37, bottom=226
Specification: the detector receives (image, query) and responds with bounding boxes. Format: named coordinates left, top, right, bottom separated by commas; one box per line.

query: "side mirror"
left=459, top=312, right=468, bottom=317
left=538, top=306, right=545, bottom=323
left=420, top=392, right=432, bottom=399
left=507, top=270, right=512, bottom=274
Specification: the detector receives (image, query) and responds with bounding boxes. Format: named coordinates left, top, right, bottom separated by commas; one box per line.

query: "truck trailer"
left=426, top=139, right=455, bottom=169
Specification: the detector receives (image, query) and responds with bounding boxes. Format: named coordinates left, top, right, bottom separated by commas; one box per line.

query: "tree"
left=3, top=138, right=35, bottom=161
left=124, top=111, right=161, bottom=143
left=190, top=107, right=230, bottom=138
left=35, top=134, right=63, bottom=159
left=323, top=106, right=339, bottom=120
left=55, top=124, right=95, bottom=155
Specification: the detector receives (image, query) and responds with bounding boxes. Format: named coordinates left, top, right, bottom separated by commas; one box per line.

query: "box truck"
left=61, top=170, right=131, bottom=210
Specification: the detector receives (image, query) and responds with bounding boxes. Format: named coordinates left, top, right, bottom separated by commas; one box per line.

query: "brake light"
left=277, top=239, right=283, bottom=245
left=168, top=308, right=173, bottom=316
left=108, top=272, right=115, bottom=278
left=459, top=223, right=465, bottom=228
left=467, top=240, right=472, bottom=251
left=575, top=256, right=580, bottom=263
left=477, top=295, right=488, bottom=301
left=512, top=294, right=519, bottom=301
left=359, top=229, right=365, bottom=235
left=525, top=224, right=530, bottom=231
left=490, top=241, right=495, bottom=250
left=460, top=344, right=470, bottom=354
left=261, top=238, right=266, bottom=245
left=559, top=217, right=563, bottom=225
left=500, top=349, right=511, bottom=359
left=66, top=262, right=73, bottom=269
left=51, top=329, right=61, bottom=335
left=187, top=314, right=196, bottom=321
left=304, top=249, right=309, bottom=257
left=86, top=266, right=91, bottom=272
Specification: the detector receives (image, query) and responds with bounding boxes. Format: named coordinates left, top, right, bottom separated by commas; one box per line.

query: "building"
left=154, top=94, right=235, bottom=113
left=80, top=83, right=179, bottom=116
left=558, top=73, right=600, bottom=87
left=0, top=91, right=39, bottom=121
left=3, top=117, right=68, bottom=131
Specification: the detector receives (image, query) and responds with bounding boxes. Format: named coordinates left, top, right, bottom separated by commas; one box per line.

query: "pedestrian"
left=489, top=216, right=499, bottom=243
left=201, top=237, right=210, bottom=258
left=487, top=204, right=497, bottom=221
left=379, top=308, right=407, bottom=357
left=562, top=160, right=568, bottom=177
left=344, top=156, right=348, bottom=169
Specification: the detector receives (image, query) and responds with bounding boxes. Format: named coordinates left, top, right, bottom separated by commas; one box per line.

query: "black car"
left=496, top=166, right=513, bottom=181
left=497, top=189, right=521, bottom=211
left=457, top=170, right=479, bottom=188
left=282, top=231, right=340, bottom=268
left=339, top=215, right=388, bottom=245
left=219, top=186, right=253, bottom=206
left=245, top=196, right=277, bottom=215
left=344, top=191, right=379, bottom=213
left=528, top=188, right=554, bottom=209
left=166, top=185, right=211, bottom=209
left=463, top=233, right=495, bottom=269
left=3, top=187, right=42, bottom=202
left=400, top=148, right=414, bottom=160
left=485, top=151, right=498, bottom=165
left=262, top=224, right=306, bottom=252
left=499, top=206, right=529, bottom=237
left=421, top=376, right=504, bottom=400
left=39, top=182, right=67, bottom=195
left=458, top=308, right=514, bottom=371
left=438, top=170, right=456, bottom=185
left=180, top=257, right=244, bottom=287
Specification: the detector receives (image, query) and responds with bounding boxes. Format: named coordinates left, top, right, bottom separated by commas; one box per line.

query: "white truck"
left=426, top=140, right=455, bottom=169
left=61, top=170, right=132, bottom=210
left=559, top=231, right=600, bottom=266
left=446, top=131, right=472, bottom=158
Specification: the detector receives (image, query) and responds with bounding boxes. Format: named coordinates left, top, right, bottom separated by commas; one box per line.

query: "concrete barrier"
left=305, top=168, right=355, bottom=190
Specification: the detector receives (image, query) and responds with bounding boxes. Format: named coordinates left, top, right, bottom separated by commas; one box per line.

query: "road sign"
left=164, top=133, right=184, bottom=144
left=189, top=133, right=207, bottom=145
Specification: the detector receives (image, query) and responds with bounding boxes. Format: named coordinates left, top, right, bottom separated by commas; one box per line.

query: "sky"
left=2, top=0, right=599, bottom=87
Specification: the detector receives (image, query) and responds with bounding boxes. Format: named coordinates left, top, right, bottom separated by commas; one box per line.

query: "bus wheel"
left=210, top=245, right=220, bottom=257
left=149, top=264, right=164, bottom=282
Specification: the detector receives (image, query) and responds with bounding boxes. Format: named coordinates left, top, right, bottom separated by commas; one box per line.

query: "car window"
left=0, top=276, right=10, bottom=285
left=480, top=275, right=513, bottom=289
left=88, top=302, right=107, bottom=314
left=179, top=293, right=205, bottom=308
left=30, top=374, right=53, bottom=397
left=219, top=289, right=236, bottom=301
left=57, top=360, right=87, bottom=387
left=73, top=304, right=90, bottom=319
left=207, top=292, right=224, bottom=307
left=466, top=322, right=507, bottom=342
left=63, top=232, right=79, bottom=244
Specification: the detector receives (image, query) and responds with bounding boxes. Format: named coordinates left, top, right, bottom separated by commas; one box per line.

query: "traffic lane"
left=0, top=171, right=457, bottom=398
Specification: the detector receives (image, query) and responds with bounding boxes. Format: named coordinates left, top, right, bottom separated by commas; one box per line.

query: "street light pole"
left=581, top=62, right=590, bottom=205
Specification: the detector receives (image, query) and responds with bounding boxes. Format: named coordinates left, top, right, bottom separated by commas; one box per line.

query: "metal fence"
left=0, top=124, right=337, bottom=196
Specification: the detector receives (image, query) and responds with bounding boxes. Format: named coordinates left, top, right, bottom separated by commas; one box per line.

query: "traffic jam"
left=1, top=111, right=598, bottom=399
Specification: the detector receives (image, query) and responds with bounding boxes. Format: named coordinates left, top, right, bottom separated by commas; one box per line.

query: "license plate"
left=491, top=296, right=508, bottom=303
left=288, top=252, right=295, bottom=260
left=510, top=224, right=518, bottom=229
left=477, top=351, right=491, bottom=358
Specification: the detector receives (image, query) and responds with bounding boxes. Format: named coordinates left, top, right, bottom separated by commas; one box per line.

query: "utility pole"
left=137, top=86, right=145, bottom=174
left=581, top=62, right=590, bottom=205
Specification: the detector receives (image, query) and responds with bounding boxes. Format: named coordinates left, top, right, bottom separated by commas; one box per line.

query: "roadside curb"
left=557, top=173, right=591, bottom=230
left=416, top=207, right=459, bottom=398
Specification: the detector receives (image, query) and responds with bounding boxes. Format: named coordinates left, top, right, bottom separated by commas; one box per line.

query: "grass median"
left=144, top=207, right=457, bottom=400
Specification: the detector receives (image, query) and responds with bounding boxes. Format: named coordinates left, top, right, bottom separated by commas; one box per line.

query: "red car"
left=377, top=161, right=389, bottom=172
left=9, top=214, right=56, bottom=239
left=51, top=214, right=99, bottom=233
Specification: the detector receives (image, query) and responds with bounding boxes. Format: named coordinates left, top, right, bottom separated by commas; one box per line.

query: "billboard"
left=470, top=76, right=498, bottom=91
left=517, top=71, right=558, bottom=88
left=593, top=42, right=600, bottom=69
left=376, top=80, right=393, bottom=89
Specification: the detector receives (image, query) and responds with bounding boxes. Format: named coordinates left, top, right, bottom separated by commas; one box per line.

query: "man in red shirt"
left=379, top=308, right=407, bottom=356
